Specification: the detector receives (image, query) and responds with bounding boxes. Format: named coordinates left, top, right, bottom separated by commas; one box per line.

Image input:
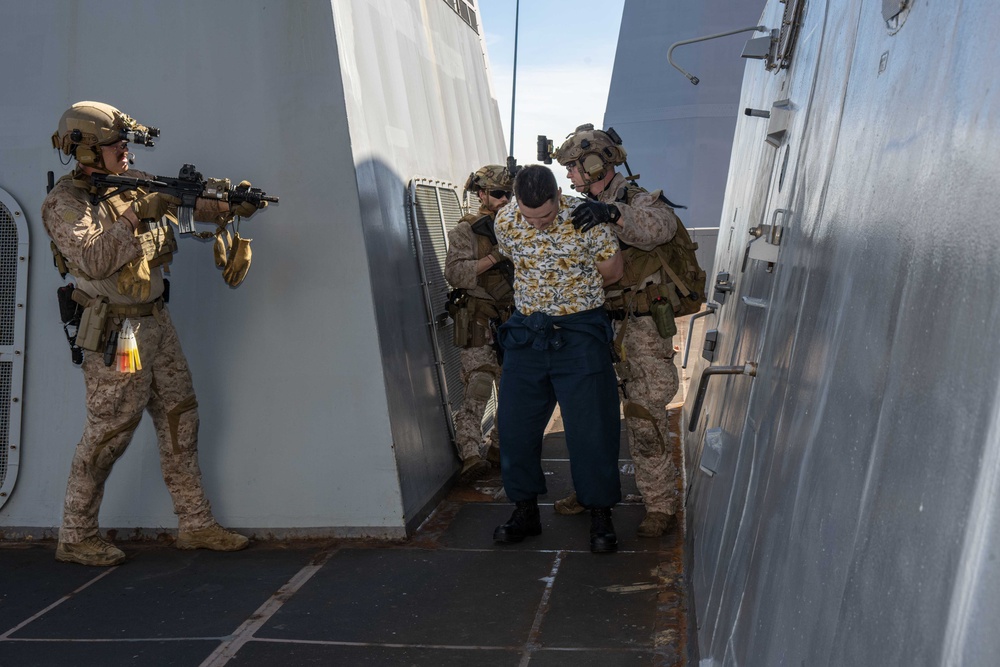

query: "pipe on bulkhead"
left=682, top=302, right=718, bottom=369
left=688, top=362, right=757, bottom=432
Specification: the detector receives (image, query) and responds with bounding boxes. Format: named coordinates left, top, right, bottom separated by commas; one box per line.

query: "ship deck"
left=1, top=317, right=703, bottom=667
left=0, top=421, right=688, bottom=667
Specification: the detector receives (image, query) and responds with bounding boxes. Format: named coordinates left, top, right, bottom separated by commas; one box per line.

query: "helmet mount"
left=463, top=164, right=514, bottom=194
left=548, top=124, right=636, bottom=191
left=51, top=101, right=159, bottom=170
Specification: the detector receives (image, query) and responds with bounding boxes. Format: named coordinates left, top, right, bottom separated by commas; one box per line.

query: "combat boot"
left=458, top=454, right=490, bottom=484
left=636, top=511, right=678, bottom=538
left=176, top=523, right=249, bottom=551
left=493, top=499, right=542, bottom=543
left=553, top=492, right=585, bottom=515
left=590, top=507, right=618, bottom=554
left=485, top=443, right=501, bottom=466
left=55, top=536, right=126, bottom=566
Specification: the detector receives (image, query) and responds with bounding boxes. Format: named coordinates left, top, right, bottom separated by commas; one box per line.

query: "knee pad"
left=166, top=395, right=199, bottom=453
left=468, top=373, right=495, bottom=401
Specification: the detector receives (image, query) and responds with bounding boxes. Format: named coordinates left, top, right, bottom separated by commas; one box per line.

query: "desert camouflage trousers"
left=614, top=315, right=680, bottom=515
left=59, top=307, right=214, bottom=543
left=453, top=344, right=501, bottom=460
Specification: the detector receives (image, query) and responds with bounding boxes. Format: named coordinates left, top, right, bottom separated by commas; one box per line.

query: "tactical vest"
left=448, top=213, right=514, bottom=348
left=472, top=220, right=514, bottom=310
left=49, top=172, right=177, bottom=283
left=604, top=185, right=707, bottom=318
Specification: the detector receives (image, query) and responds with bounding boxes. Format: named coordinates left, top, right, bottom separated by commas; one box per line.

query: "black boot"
left=590, top=507, right=618, bottom=553
left=493, top=499, right=542, bottom=543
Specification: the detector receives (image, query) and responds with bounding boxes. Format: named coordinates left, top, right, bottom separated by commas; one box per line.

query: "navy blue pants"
left=497, top=308, right=622, bottom=508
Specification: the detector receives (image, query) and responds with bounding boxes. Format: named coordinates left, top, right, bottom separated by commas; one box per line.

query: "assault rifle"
left=89, top=164, right=278, bottom=234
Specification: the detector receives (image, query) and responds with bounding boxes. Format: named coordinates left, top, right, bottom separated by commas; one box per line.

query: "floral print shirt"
left=495, top=194, right=619, bottom=316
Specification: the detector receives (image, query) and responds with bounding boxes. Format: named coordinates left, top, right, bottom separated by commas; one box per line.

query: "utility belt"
left=606, top=307, right=651, bottom=321
left=448, top=292, right=513, bottom=349
left=105, top=298, right=164, bottom=318
left=604, top=282, right=676, bottom=339
left=58, top=284, right=164, bottom=364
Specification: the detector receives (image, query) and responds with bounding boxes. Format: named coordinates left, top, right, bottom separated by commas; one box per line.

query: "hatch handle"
left=688, top=362, right=758, bottom=432
left=682, top=302, right=718, bottom=369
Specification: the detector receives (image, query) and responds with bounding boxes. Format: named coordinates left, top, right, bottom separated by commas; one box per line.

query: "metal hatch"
left=0, top=187, right=28, bottom=509
left=408, top=179, right=497, bottom=451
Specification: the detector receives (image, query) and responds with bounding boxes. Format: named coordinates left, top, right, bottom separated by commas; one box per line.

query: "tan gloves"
left=222, top=233, right=252, bottom=287
left=231, top=180, right=266, bottom=218
left=213, top=229, right=232, bottom=267
left=214, top=229, right=251, bottom=286
left=210, top=181, right=266, bottom=226
left=117, top=256, right=152, bottom=300
left=132, top=190, right=180, bottom=222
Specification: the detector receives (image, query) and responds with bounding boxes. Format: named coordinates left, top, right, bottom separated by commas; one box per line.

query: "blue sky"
left=477, top=0, right=626, bottom=192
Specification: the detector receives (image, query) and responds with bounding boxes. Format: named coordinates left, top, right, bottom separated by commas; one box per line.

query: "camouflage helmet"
left=464, top=164, right=513, bottom=194
left=552, top=123, right=627, bottom=187
left=51, top=101, right=158, bottom=167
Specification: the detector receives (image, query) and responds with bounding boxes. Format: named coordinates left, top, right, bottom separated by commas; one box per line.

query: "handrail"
left=688, top=362, right=757, bottom=432
left=682, top=303, right=718, bottom=369
left=667, top=25, right=769, bottom=85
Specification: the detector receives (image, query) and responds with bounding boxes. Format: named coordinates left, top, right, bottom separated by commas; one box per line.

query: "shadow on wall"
left=354, top=157, right=459, bottom=528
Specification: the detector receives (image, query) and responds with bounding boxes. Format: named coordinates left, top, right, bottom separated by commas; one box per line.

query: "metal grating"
left=465, top=191, right=482, bottom=216
left=0, top=188, right=27, bottom=508
left=0, top=362, right=8, bottom=485
left=442, top=0, right=479, bottom=34
left=413, top=183, right=464, bottom=419
left=0, top=205, right=16, bottom=346
left=410, top=179, right=496, bottom=446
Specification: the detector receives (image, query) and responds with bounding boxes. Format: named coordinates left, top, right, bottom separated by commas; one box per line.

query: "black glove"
left=494, top=258, right=515, bottom=285
left=571, top=200, right=621, bottom=232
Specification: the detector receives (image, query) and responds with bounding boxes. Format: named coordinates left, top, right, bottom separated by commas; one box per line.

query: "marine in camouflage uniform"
left=443, top=165, right=515, bottom=483
left=43, top=102, right=255, bottom=566
left=553, top=124, right=685, bottom=538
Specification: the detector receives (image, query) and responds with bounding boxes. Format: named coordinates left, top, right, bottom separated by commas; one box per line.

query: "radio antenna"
left=506, top=0, right=520, bottom=174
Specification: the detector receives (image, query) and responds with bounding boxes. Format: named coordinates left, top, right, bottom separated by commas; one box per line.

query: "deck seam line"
left=0, top=566, right=119, bottom=640
left=518, top=549, right=564, bottom=666
left=198, top=545, right=340, bottom=667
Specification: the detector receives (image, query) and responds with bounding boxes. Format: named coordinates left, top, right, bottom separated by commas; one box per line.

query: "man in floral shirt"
left=491, top=165, right=624, bottom=553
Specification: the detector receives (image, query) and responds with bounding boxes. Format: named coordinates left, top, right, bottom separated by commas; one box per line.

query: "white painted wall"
left=0, top=0, right=504, bottom=538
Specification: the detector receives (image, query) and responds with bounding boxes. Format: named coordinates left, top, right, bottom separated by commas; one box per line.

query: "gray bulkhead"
left=604, top=0, right=767, bottom=278
left=0, top=1, right=504, bottom=539
left=684, top=0, right=1000, bottom=664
